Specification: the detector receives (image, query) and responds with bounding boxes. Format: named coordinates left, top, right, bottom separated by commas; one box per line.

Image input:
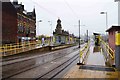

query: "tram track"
left=2, top=46, right=79, bottom=66
left=36, top=52, right=79, bottom=80
left=2, top=46, right=80, bottom=79
left=3, top=50, right=80, bottom=79
left=2, top=44, right=87, bottom=79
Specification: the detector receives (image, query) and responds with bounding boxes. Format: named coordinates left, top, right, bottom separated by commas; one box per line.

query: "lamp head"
left=100, top=12, right=107, bottom=14
left=115, top=0, right=120, bottom=2
left=38, top=20, right=42, bottom=22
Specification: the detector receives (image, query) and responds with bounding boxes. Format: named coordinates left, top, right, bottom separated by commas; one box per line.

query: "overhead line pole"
left=79, top=20, right=80, bottom=48
left=77, top=20, right=85, bottom=65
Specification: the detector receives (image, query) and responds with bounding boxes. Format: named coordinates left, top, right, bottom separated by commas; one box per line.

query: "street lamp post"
left=78, top=20, right=81, bottom=48
left=37, top=20, right=42, bottom=44
left=100, top=12, right=108, bottom=41
left=37, top=20, right=42, bottom=29
left=100, top=12, right=108, bottom=30
left=115, top=0, right=120, bottom=25
left=48, top=21, right=53, bottom=46
left=86, top=30, right=89, bottom=43
left=37, top=20, right=42, bottom=36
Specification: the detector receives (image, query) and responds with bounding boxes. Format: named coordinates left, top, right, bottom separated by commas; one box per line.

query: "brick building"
left=1, top=0, right=36, bottom=44
left=0, top=1, right=2, bottom=44
left=13, top=0, right=36, bottom=43
left=2, top=0, right=17, bottom=44
left=106, top=26, right=120, bottom=51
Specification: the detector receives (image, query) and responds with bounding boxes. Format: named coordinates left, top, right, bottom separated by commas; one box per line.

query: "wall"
left=0, top=1, right=2, bottom=45
left=108, top=28, right=120, bottom=51
left=2, top=2, right=17, bottom=44
left=108, top=31, right=115, bottom=51
left=17, top=13, right=36, bottom=42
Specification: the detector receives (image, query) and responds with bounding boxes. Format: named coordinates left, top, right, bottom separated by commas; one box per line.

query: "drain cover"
left=79, top=65, right=115, bottom=72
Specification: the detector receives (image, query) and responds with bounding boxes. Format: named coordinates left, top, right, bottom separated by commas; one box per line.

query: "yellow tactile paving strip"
left=63, top=65, right=120, bottom=79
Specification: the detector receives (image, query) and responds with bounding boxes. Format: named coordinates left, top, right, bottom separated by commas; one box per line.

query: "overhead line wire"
left=30, top=0, right=77, bottom=34
left=31, top=0, right=58, bottom=18
left=63, top=0, right=79, bottom=19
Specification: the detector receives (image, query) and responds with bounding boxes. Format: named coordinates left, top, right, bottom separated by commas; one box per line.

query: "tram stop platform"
left=63, top=45, right=120, bottom=79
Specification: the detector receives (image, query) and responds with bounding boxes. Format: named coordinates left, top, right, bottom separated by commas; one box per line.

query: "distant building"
left=1, top=0, right=36, bottom=44
left=106, top=26, right=120, bottom=51
left=53, top=19, right=75, bottom=44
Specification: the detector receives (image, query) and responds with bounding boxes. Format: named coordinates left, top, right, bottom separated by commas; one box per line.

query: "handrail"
left=100, top=39, right=114, bottom=59
left=0, top=40, right=76, bottom=56
left=80, top=41, right=90, bottom=58
left=79, top=41, right=90, bottom=64
left=0, top=40, right=43, bottom=53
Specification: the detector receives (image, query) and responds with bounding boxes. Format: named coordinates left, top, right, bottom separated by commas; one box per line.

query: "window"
left=18, top=26, right=24, bottom=33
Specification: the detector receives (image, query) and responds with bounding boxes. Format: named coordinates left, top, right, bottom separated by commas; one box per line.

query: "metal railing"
left=80, top=41, right=90, bottom=64
left=100, top=39, right=115, bottom=66
left=0, top=40, right=51, bottom=57
left=0, top=40, right=77, bottom=57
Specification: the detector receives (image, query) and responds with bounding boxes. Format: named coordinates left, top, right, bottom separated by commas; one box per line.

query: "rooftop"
left=106, top=26, right=120, bottom=32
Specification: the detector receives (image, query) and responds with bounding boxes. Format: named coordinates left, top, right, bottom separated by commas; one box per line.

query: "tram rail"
left=2, top=45, right=82, bottom=79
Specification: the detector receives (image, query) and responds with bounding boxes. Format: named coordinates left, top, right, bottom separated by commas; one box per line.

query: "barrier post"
left=115, top=31, right=120, bottom=71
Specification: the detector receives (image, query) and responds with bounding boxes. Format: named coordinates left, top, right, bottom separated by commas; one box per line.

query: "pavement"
left=86, top=45, right=105, bottom=66
left=63, top=65, right=119, bottom=78
left=63, top=44, right=120, bottom=79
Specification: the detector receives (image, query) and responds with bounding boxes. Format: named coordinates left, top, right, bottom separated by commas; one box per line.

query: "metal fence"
left=0, top=40, right=51, bottom=57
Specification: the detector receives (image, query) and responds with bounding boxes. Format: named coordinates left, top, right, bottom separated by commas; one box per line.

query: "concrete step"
left=79, top=65, right=115, bottom=72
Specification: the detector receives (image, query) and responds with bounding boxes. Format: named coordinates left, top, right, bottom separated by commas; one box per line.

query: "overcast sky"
left=11, top=0, right=118, bottom=36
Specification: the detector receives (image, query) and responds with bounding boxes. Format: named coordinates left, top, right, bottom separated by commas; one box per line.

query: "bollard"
left=115, top=31, right=120, bottom=71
